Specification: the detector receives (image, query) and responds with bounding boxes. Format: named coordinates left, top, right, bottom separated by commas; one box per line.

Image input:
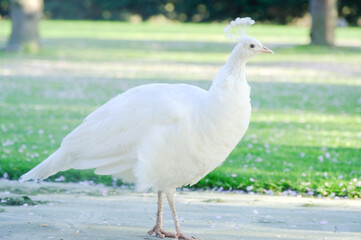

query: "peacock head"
left=224, top=17, right=273, bottom=61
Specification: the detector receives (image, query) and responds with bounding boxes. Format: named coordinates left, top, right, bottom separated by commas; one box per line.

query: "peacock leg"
left=165, top=191, right=200, bottom=240
left=148, top=191, right=175, bottom=238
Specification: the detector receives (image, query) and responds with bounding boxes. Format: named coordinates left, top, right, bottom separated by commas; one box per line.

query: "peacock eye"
left=250, top=44, right=255, bottom=48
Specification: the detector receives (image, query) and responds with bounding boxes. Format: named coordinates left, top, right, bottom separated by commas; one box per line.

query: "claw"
left=148, top=227, right=200, bottom=240
left=176, top=233, right=201, bottom=240
left=148, top=226, right=176, bottom=239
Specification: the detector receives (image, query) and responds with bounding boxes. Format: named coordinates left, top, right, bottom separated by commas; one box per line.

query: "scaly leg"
left=166, top=191, right=201, bottom=240
left=148, top=191, right=176, bottom=238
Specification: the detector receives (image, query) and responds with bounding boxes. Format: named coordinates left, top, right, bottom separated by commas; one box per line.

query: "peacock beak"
left=260, top=46, right=274, bottom=54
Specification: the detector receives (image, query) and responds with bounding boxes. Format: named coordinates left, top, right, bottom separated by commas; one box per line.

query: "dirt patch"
left=0, top=196, right=47, bottom=206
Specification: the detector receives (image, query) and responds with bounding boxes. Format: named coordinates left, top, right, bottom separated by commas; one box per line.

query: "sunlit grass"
left=0, top=20, right=360, bottom=198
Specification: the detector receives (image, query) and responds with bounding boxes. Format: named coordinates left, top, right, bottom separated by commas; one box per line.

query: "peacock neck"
left=209, top=59, right=247, bottom=95
left=226, top=44, right=247, bottom=77
left=209, top=42, right=249, bottom=92
left=201, top=50, right=251, bottom=159
left=226, top=60, right=247, bottom=83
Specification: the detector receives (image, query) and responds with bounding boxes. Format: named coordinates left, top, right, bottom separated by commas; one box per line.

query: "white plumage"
left=21, top=18, right=273, bottom=240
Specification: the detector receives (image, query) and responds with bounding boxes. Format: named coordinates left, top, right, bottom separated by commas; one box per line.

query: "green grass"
left=0, top=20, right=360, bottom=198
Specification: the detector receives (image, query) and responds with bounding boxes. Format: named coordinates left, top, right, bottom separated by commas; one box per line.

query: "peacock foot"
left=147, top=227, right=200, bottom=240
left=175, top=233, right=201, bottom=240
left=147, top=226, right=176, bottom=239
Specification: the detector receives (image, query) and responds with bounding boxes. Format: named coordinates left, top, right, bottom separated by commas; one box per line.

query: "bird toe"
left=148, top=226, right=176, bottom=239
left=176, top=233, right=201, bottom=240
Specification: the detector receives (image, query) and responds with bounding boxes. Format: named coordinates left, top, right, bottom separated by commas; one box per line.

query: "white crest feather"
left=224, top=17, right=255, bottom=40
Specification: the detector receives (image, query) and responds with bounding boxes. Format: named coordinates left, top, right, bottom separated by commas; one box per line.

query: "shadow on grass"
left=2, top=37, right=359, bottom=63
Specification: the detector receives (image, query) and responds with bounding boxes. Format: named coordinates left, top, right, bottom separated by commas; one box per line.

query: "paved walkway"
left=0, top=180, right=360, bottom=240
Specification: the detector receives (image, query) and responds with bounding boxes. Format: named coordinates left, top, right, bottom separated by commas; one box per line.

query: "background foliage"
left=0, top=0, right=360, bottom=25
left=0, top=20, right=360, bottom=197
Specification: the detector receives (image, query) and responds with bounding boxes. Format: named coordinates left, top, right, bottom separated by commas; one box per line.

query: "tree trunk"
left=310, top=0, right=337, bottom=46
left=6, top=0, right=43, bottom=52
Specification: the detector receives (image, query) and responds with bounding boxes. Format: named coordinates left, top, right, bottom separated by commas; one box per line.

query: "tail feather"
left=20, top=149, right=70, bottom=181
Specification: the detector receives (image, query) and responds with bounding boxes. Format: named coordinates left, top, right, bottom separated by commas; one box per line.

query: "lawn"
left=0, top=20, right=360, bottom=198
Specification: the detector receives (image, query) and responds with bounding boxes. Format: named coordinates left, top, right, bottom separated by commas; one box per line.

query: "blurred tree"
left=310, top=0, right=337, bottom=46
left=1, top=0, right=359, bottom=26
left=6, top=0, right=43, bottom=52
left=337, top=0, right=360, bottom=26
left=0, top=0, right=10, bottom=18
left=40, top=0, right=310, bottom=23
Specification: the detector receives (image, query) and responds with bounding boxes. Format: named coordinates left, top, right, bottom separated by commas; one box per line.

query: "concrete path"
left=0, top=180, right=360, bottom=240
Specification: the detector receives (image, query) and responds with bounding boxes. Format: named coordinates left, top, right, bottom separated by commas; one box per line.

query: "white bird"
left=21, top=17, right=273, bottom=240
